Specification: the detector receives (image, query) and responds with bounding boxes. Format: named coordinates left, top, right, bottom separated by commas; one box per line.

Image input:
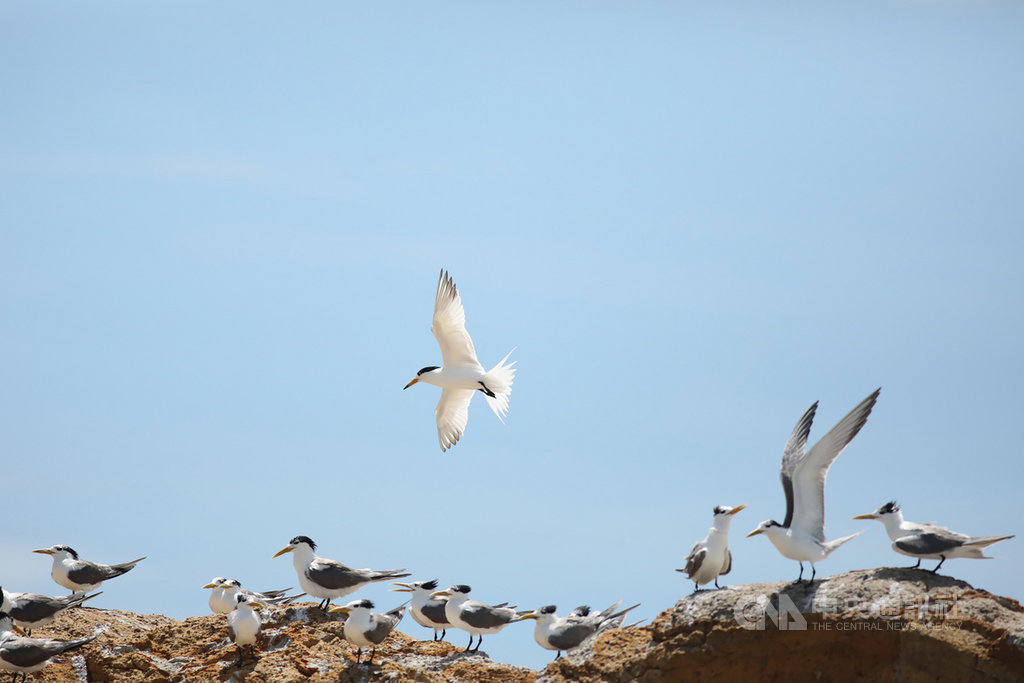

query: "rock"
left=19, top=569, right=1024, bottom=682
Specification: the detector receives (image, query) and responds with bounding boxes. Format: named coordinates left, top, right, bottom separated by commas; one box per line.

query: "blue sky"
left=2, top=0, right=1023, bottom=670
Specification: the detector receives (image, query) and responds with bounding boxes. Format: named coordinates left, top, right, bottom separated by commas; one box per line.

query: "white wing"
left=791, top=388, right=880, bottom=542
left=431, top=269, right=483, bottom=371
left=436, top=388, right=475, bottom=451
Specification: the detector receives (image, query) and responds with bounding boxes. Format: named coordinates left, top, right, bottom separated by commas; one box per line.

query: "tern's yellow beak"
left=12, top=625, right=27, bottom=636
left=746, top=528, right=764, bottom=538
left=202, top=582, right=220, bottom=589
left=515, top=613, right=539, bottom=622
left=273, top=546, right=293, bottom=558
left=851, top=513, right=877, bottom=520
left=32, top=548, right=55, bottom=555
left=391, top=584, right=413, bottom=593
left=729, top=504, right=747, bottom=516
left=328, top=606, right=350, bottom=615
left=251, top=602, right=266, bottom=609
left=430, top=590, right=451, bottom=597
left=403, top=378, right=419, bottom=390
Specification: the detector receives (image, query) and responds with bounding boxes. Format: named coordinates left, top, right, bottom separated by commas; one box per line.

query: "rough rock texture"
left=539, top=568, right=1024, bottom=683
left=21, top=569, right=1024, bottom=682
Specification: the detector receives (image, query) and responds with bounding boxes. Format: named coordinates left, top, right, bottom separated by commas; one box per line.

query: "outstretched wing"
left=436, top=388, right=474, bottom=451
left=780, top=401, right=818, bottom=528
left=431, top=270, right=483, bottom=370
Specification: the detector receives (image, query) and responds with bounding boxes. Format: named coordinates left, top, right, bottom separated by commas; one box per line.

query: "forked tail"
left=823, top=531, right=863, bottom=557
left=483, top=349, right=516, bottom=421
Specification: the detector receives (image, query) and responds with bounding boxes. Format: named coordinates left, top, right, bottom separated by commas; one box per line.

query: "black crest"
left=55, top=545, right=79, bottom=559
left=879, top=501, right=900, bottom=514
left=420, top=579, right=439, bottom=591
left=713, top=506, right=728, bottom=515
left=452, top=584, right=471, bottom=594
left=539, top=605, right=557, bottom=615
left=290, top=535, right=316, bottom=550
left=417, top=366, right=440, bottom=376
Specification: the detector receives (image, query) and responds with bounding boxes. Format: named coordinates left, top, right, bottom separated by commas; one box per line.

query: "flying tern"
left=433, top=585, right=526, bottom=653
left=747, top=388, right=880, bottom=582
left=329, top=599, right=406, bottom=665
left=678, top=504, right=746, bottom=591
left=404, top=269, right=516, bottom=451
left=202, top=578, right=300, bottom=614
left=391, top=579, right=450, bottom=641
left=518, top=600, right=639, bottom=660
left=272, top=536, right=409, bottom=609
left=853, top=501, right=1015, bottom=573
left=226, top=594, right=263, bottom=667
left=32, top=545, right=145, bottom=594
left=0, top=612, right=96, bottom=682
left=0, top=589, right=100, bottom=636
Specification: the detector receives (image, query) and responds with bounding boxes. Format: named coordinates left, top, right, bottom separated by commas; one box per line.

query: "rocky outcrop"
left=23, top=569, right=1024, bottom=682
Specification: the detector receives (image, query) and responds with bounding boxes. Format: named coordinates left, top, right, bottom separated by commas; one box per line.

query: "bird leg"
left=367, top=648, right=376, bottom=665
left=932, top=556, right=946, bottom=574
left=796, top=562, right=805, bottom=583
left=477, top=381, right=496, bottom=398
left=465, top=634, right=473, bottom=652
left=907, top=558, right=922, bottom=570
left=714, top=578, right=721, bottom=589
left=555, top=651, right=562, bottom=661
left=472, top=636, right=483, bottom=652
left=810, top=565, right=817, bottom=582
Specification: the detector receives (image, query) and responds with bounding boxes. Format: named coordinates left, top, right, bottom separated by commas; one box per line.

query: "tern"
left=328, top=600, right=406, bottom=665
left=272, top=536, right=410, bottom=609
left=0, top=589, right=100, bottom=636
left=433, top=585, right=526, bottom=653
left=202, top=578, right=300, bottom=615
left=853, top=501, right=1015, bottom=573
left=404, top=269, right=516, bottom=451
left=747, top=388, right=880, bottom=582
left=226, top=594, right=263, bottom=667
left=391, top=579, right=450, bottom=641
left=678, top=505, right=746, bottom=591
left=518, top=601, right=639, bottom=660
left=0, top=612, right=96, bottom=683
left=32, top=545, right=145, bottom=594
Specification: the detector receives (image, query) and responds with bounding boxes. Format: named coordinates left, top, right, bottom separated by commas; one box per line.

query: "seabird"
left=202, top=578, right=300, bottom=615
left=226, top=594, right=263, bottom=667
left=518, top=600, right=639, bottom=660
left=747, top=388, right=880, bottom=582
left=433, top=585, right=525, bottom=653
left=0, top=589, right=100, bottom=636
left=404, top=269, right=516, bottom=451
left=853, top=501, right=1016, bottom=573
left=0, top=612, right=96, bottom=683
left=32, top=545, right=145, bottom=594
left=272, top=536, right=410, bottom=609
left=328, top=599, right=406, bottom=665
left=678, top=504, right=746, bottom=591
left=391, top=579, right=450, bottom=641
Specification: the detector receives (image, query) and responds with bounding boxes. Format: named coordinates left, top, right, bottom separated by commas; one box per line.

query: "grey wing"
left=66, top=561, right=121, bottom=586
left=228, top=622, right=237, bottom=643
left=547, top=622, right=596, bottom=651
left=780, top=401, right=817, bottom=528
left=366, top=606, right=405, bottom=644
left=421, top=600, right=450, bottom=625
left=683, top=545, right=706, bottom=578
left=8, top=595, right=64, bottom=624
left=720, top=548, right=733, bottom=577
left=460, top=604, right=513, bottom=629
left=895, top=531, right=965, bottom=556
left=306, top=559, right=365, bottom=590
left=791, top=389, right=880, bottom=542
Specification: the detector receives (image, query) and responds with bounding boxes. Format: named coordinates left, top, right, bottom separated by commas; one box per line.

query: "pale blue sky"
left=2, top=0, right=1023, bottom=670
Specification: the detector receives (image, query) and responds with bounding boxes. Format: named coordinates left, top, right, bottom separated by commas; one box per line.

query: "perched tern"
left=747, top=388, right=880, bottom=582
left=272, top=536, right=410, bottom=609
left=0, top=612, right=96, bottom=682
left=434, top=585, right=525, bottom=653
left=329, top=599, right=406, bottom=665
left=226, top=594, right=263, bottom=667
left=0, top=589, right=100, bottom=635
left=404, top=269, right=516, bottom=451
left=518, top=601, right=639, bottom=660
left=678, top=505, right=746, bottom=591
left=32, top=545, right=145, bottom=594
left=853, top=501, right=1015, bottom=573
left=202, top=578, right=299, bottom=614
left=391, top=579, right=450, bottom=641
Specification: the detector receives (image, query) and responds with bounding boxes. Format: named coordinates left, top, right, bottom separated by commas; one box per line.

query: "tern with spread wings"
left=404, top=269, right=515, bottom=451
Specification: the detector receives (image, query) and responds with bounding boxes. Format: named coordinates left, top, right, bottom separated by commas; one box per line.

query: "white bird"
left=391, top=579, right=450, bottom=641
left=853, top=501, right=1015, bottom=573
left=272, top=536, right=410, bottom=609
left=747, top=388, right=880, bottom=582
left=0, top=588, right=100, bottom=635
left=202, top=578, right=299, bottom=614
left=226, top=594, right=263, bottom=667
left=404, top=269, right=516, bottom=451
left=678, top=504, right=746, bottom=591
left=0, top=612, right=96, bottom=682
left=32, top=545, right=145, bottom=594
left=328, top=599, right=406, bottom=665
left=434, top=584, right=525, bottom=653
left=518, top=600, right=639, bottom=660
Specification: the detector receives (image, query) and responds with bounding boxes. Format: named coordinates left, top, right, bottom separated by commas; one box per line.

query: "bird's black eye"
left=713, top=506, right=726, bottom=515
